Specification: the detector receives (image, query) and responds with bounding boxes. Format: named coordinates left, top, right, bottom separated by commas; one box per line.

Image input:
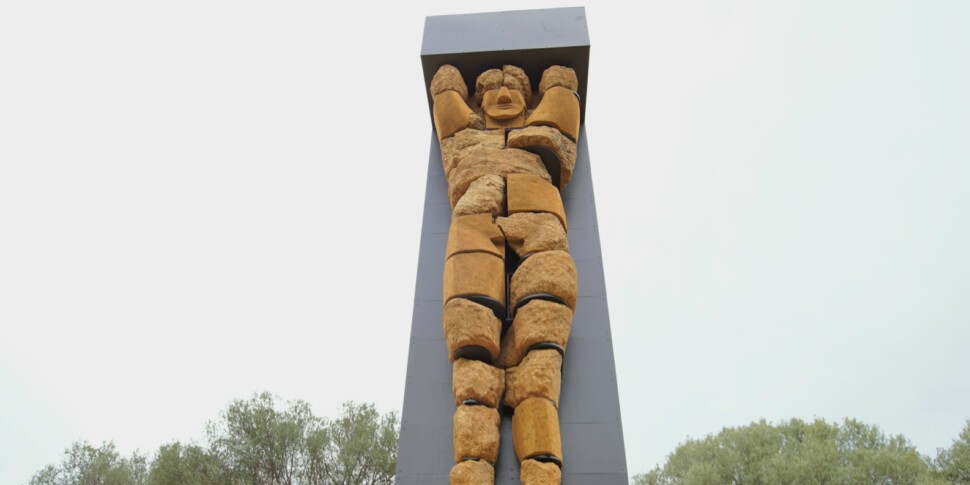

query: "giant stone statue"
left=398, top=8, right=628, bottom=485
left=432, top=63, right=580, bottom=485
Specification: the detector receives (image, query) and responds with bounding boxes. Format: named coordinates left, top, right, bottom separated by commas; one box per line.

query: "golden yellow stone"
left=512, top=398, right=562, bottom=464
left=496, top=300, right=572, bottom=368
left=447, top=213, right=505, bottom=260
left=443, top=252, right=506, bottom=308
left=453, top=359, right=505, bottom=408
left=504, top=349, right=563, bottom=409
left=526, top=86, right=580, bottom=140
left=506, top=173, right=567, bottom=231
left=443, top=298, right=502, bottom=362
left=454, top=404, right=500, bottom=464
left=510, top=250, right=577, bottom=311
left=449, top=460, right=495, bottom=485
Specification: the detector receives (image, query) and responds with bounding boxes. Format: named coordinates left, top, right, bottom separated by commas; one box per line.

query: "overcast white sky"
left=2, top=0, right=969, bottom=483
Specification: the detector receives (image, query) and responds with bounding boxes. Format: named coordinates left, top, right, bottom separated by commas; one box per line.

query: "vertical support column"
left=398, top=8, right=628, bottom=484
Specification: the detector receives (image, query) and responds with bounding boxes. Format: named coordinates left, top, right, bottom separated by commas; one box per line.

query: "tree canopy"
left=31, top=397, right=969, bottom=485
left=29, top=441, right=148, bottom=485
left=635, top=418, right=970, bottom=485
left=30, top=393, right=398, bottom=485
left=935, top=421, right=970, bottom=484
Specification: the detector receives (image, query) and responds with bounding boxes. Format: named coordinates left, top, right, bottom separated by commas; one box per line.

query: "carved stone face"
left=481, top=86, right=526, bottom=120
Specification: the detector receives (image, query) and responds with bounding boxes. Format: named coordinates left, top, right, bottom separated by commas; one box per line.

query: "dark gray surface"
left=421, top=7, right=590, bottom=126
left=396, top=127, right=628, bottom=484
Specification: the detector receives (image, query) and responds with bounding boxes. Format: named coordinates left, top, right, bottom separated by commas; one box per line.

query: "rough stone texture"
left=497, top=212, right=568, bottom=258
left=520, top=459, right=562, bottom=485
left=469, top=112, right=486, bottom=130
left=432, top=64, right=469, bottom=100
left=443, top=252, right=506, bottom=307
left=453, top=174, right=506, bottom=218
left=450, top=460, right=495, bottom=485
left=454, top=405, right=501, bottom=464
left=447, top=213, right=505, bottom=260
left=510, top=251, right=577, bottom=311
left=503, top=349, right=563, bottom=409
left=507, top=126, right=578, bottom=188
left=473, top=65, right=531, bottom=106
left=434, top=90, right=474, bottom=141
left=512, top=398, right=562, bottom=463
left=439, top=129, right=506, bottom=178
left=526, top=86, right=580, bottom=141
left=538, top=65, right=578, bottom=97
left=483, top=107, right=526, bottom=131
left=496, top=300, right=572, bottom=368
left=506, top=173, right=567, bottom=231
left=453, top=359, right=505, bottom=408
left=443, top=298, right=503, bottom=362
left=475, top=69, right=504, bottom=105
left=448, top=148, right=551, bottom=207
left=502, top=65, right=532, bottom=105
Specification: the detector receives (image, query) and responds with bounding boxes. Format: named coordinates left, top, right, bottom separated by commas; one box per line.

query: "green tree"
left=30, top=393, right=399, bottom=485
left=206, top=392, right=323, bottom=484
left=634, top=418, right=942, bottom=485
left=29, top=441, right=147, bottom=485
left=325, top=402, right=398, bottom=485
left=935, top=420, right=970, bottom=483
left=203, top=394, right=398, bottom=485
left=147, top=442, right=227, bottom=485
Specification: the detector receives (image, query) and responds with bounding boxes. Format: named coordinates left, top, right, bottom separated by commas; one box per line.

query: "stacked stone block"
left=431, top=63, right=581, bottom=485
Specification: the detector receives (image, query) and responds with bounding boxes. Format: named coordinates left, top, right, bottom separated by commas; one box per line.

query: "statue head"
left=481, top=85, right=525, bottom=120
left=474, top=65, right=531, bottom=128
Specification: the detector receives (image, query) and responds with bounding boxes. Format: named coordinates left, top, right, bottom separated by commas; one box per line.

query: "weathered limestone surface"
left=431, top=63, right=586, bottom=480
left=453, top=174, right=506, bottom=218
left=496, top=300, right=573, bottom=368
left=443, top=299, right=502, bottom=362
left=510, top=250, right=578, bottom=311
left=454, top=405, right=501, bottom=464
left=434, top=91, right=474, bottom=141
left=507, top=126, right=577, bottom=189
left=450, top=460, right=495, bottom=485
left=538, top=65, right=578, bottom=97
left=443, top=252, right=506, bottom=307
left=496, top=212, right=568, bottom=258
left=520, top=459, right=562, bottom=485
left=453, top=359, right=505, bottom=408
left=475, top=69, right=504, bottom=105
left=431, top=64, right=469, bottom=100
left=501, top=65, right=532, bottom=105
left=483, top=96, right=526, bottom=131
left=526, top=86, right=580, bottom=140
left=512, top=398, right=562, bottom=463
left=440, top=129, right=506, bottom=178
left=503, top=349, right=563, bottom=409
left=468, top=112, right=486, bottom=130
left=506, top=173, right=567, bottom=231
left=447, top=213, right=505, bottom=260
left=474, top=66, right=531, bottom=105
left=448, top=148, right=550, bottom=207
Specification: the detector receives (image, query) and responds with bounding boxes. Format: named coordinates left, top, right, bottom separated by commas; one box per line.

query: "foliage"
left=29, top=441, right=147, bottom=485
left=147, top=442, right=226, bottom=485
left=633, top=418, right=963, bottom=485
left=324, top=402, right=398, bottom=485
left=30, top=394, right=399, bottom=485
left=201, top=393, right=397, bottom=485
left=205, top=392, right=324, bottom=484
left=935, top=420, right=970, bottom=484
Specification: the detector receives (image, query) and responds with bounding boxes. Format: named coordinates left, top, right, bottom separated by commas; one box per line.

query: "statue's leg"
left=443, top=213, right=508, bottom=484
left=498, top=175, right=576, bottom=485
